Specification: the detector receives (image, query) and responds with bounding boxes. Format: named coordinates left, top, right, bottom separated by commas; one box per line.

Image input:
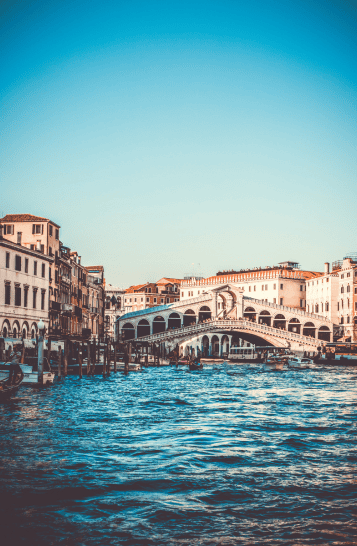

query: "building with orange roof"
left=123, top=278, right=183, bottom=314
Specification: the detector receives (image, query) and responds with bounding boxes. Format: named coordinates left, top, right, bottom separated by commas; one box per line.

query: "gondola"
left=0, top=363, right=24, bottom=402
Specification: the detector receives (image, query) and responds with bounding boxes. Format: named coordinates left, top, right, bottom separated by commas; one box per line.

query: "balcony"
left=74, top=305, right=82, bottom=319
left=61, top=303, right=73, bottom=316
left=50, top=300, right=61, bottom=312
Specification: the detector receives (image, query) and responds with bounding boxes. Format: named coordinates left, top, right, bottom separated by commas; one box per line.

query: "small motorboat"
left=189, top=362, right=203, bottom=371
left=263, top=355, right=289, bottom=371
left=288, top=357, right=314, bottom=369
left=0, top=362, right=24, bottom=401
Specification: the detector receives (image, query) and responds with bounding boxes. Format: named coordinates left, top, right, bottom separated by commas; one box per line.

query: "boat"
left=188, top=362, right=203, bottom=370
left=116, top=363, right=141, bottom=372
left=288, top=357, right=314, bottom=369
left=263, top=355, right=289, bottom=371
left=200, top=358, right=225, bottom=364
left=0, top=358, right=55, bottom=385
left=0, top=363, right=24, bottom=401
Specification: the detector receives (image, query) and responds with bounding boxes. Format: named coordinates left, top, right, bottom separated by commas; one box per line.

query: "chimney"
left=324, top=262, right=330, bottom=274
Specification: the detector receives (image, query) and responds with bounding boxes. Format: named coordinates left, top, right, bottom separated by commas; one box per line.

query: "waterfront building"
left=123, top=278, right=182, bottom=314
left=180, top=262, right=321, bottom=314
left=84, top=266, right=105, bottom=340
left=0, top=227, right=53, bottom=338
left=305, top=262, right=339, bottom=326
left=104, top=285, right=125, bottom=339
left=330, top=255, right=357, bottom=342
left=0, top=213, right=62, bottom=336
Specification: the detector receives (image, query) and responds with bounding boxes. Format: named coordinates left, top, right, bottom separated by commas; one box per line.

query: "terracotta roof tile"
left=0, top=214, right=60, bottom=228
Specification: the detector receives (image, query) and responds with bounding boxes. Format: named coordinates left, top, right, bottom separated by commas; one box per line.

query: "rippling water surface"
left=1, top=364, right=357, bottom=545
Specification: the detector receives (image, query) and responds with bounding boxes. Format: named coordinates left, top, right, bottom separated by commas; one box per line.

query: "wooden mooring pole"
left=58, top=345, right=62, bottom=379
left=87, top=341, right=91, bottom=376
left=64, top=339, right=68, bottom=377
left=114, top=342, right=117, bottom=373
left=78, top=342, right=83, bottom=379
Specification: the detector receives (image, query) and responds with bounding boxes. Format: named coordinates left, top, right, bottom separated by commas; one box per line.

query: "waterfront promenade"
left=0, top=364, right=356, bottom=545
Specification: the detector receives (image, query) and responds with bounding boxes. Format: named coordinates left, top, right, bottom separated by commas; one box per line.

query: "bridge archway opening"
left=259, top=310, right=271, bottom=326
left=22, top=321, right=29, bottom=339
left=168, top=312, right=181, bottom=330
left=221, top=335, right=230, bottom=356
left=211, top=335, right=220, bottom=356
left=303, top=322, right=316, bottom=338
left=122, top=322, right=135, bottom=340
left=273, top=314, right=286, bottom=330
left=199, top=305, right=211, bottom=322
left=12, top=320, right=20, bottom=339
left=288, top=317, right=301, bottom=334
left=137, top=319, right=150, bottom=338
left=183, top=309, right=196, bottom=327
left=244, top=307, right=256, bottom=322
left=2, top=319, right=10, bottom=338
left=201, top=335, right=210, bottom=357
left=153, top=316, right=166, bottom=334
left=318, top=325, right=330, bottom=342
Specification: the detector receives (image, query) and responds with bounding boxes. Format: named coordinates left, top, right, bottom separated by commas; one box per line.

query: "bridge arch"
left=221, top=334, right=230, bottom=356
left=318, top=325, right=330, bottom=342
left=122, top=322, right=135, bottom=340
left=137, top=319, right=150, bottom=338
left=303, top=321, right=316, bottom=338
left=288, top=317, right=301, bottom=334
left=273, top=314, right=286, bottom=330
left=199, top=305, right=212, bottom=322
left=168, top=312, right=181, bottom=330
left=201, top=335, right=210, bottom=357
left=211, top=335, right=220, bottom=356
left=153, top=316, right=166, bottom=334
left=259, top=310, right=271, bottom=326
left=183, top=309, right=196, bottom=327
left=244, top=307, right=256, bottom=322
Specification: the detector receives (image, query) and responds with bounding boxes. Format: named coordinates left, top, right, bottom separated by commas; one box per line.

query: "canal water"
left=0, top=364, right=357, bottom=545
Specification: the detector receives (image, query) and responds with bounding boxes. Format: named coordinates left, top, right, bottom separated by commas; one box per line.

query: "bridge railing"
left=133, top=318, right=321, bottom=346
left=244, top=296, right=329, bottom=322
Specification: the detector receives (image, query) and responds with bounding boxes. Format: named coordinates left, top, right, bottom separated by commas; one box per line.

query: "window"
left=300, top=299, right=303, bottom=307
left=41, top=263, right=45, bottom=278
left=141, top=298, right=143, bottom=302
left=34, top=261, right=37, bottom=275
left=347, top=285, right=350, bottom=292
left=341, top=274, right=344, bottom=279
left=347, top=298, right=350, bottom=308
left=254, top=286, right=256, bottom=291
left=4, top=225, right=14, bottom=235
left=265, top=284, right=268, bottom=290
left=280, top=298, right=283, bottom=305
left=32, top=224, right=43, bottom=234
left=15, top=285, right=21, bottom=306
left=6, top=252, right=10, bottom=268
left=326, top=302, right=329, bottom=311
left=17, top=232, right=22, bottom=244
left=280, top=284, right=283, bottom=289
left=33, top=289, right=37, bottom=308
left=341, top=316, right=344, bottom=324
left=49, top=246, right=53, bottom=256
left=161, top=298, right=164, bottom=303
left=15, top=255, right=21, bottom=271
left=49, top=268, right=52, bottom=282
left=24, top=286, right=28, bottom=307
left=5, top=283, right=10, bottom=305
left=355, top=302, right=357, bottom=311
left=273, top=298, right=276, bottom=303
left=341, top=299, right=344, bottom=309
left=25, top=258, right=28, bottom=273
left=146, top=297, right=149, bottom=302
left=181, top=292, right=184, bottom=298
left=326, top=278, right=329, bottom=282
left=315, top=304, right=319, bottom=313
left=347, top=272, right=350, bottom=277
left=321, top=303, right=324, bottom=312
left=262, top=285, right=264, bottom=291
left=300, top=285, right=303, bottom=291
left=249, top=286, right=251, bottom=292
left=41, top=290, right=46, bottom=310
left=355, top=287, right=357, bottom=295
left=55, top=229, right=59, bottom=240
left=337, top=302, right=339, bottom=311
left=49, top=225, right=53, bottom=236
left=341, top=286, right=344, bottom=293
left=273, top=284, right=276, bottom=290
left=154, top=298, right=157, bottom=303
left=347, top=315, right=350, bottom=323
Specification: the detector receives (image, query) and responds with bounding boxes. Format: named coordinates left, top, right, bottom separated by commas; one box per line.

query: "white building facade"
left=305, top=262, right=339, bottom=325
left=0, top=237, right=53, bottom=339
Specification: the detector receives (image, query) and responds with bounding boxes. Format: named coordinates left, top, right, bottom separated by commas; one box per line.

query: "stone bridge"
left=116, top=284, right=334, bottom=353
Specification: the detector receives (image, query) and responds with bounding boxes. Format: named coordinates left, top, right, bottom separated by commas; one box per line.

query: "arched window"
left=326, top=302, right=329, bottom=311
left=341, top=286, right=344, bottom=293
left=315, top=304, right=319, bottom=313
left=347, top=285, right=350, bottom=292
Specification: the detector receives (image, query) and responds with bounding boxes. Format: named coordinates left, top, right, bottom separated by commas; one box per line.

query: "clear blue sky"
left=1, top=0, right=356, bottom=287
